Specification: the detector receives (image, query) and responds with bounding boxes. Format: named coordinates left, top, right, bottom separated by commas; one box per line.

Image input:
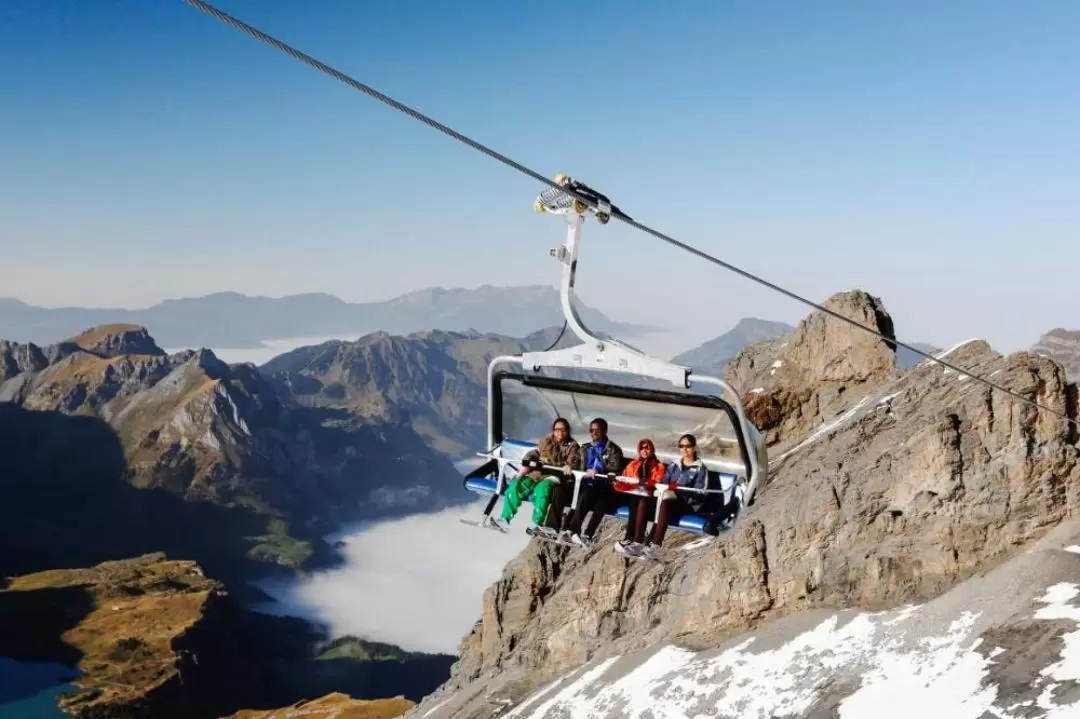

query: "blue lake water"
left=0, top=657, right=78, bottom=719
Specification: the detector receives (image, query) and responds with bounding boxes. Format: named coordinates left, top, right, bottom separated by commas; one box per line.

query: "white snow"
left=1064, top=545, right=1080, bottom=555
left=1033, top=583, right=1080, bottom=684
left=497, top=581, right=1080, bottom=719
left=773, top=394, right=875, bottom=463
left=750, top=387, right=765, bottom=394
left=876, top=392, right=901, bottom=408
left=772, top=360, right=784, bottom=368
left=932, top=338, right=982, bottom=361
left=503, top=604, right=1001, bottom=719
left=837, top=612, right=996, bottom=719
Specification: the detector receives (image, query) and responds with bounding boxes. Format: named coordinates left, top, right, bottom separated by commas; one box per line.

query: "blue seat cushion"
left=609, top=499, right=705, bottom=533
left=676, top=514, right=708, bottom=532
left=464, top=477, right=498, bottom=494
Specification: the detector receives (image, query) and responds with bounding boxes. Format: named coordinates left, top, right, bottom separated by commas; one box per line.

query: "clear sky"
left=2, top=0, right=1079, bottom=355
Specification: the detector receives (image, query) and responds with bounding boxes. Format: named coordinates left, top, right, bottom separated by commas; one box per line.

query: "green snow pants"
left=500, top=475, right=558, bottom=525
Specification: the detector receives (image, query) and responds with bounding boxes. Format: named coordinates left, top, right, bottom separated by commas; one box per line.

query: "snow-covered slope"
left=417, top=521, right=1080, bottom=718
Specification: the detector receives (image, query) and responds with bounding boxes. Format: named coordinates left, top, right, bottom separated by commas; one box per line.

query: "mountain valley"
left=6, top=290, right=1080, bottom=718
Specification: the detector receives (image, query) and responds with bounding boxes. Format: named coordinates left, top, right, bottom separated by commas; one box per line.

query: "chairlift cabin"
left=462, top=174, right=768, bottom=538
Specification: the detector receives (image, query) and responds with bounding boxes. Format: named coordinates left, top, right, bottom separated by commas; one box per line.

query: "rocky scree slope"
left=410, top=289, right=1080, bottom=718
left=0, top=324, right=463, bottom=582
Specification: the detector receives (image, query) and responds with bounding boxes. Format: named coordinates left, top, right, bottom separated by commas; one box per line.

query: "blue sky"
left=2, top=0, right=1078, bottom=354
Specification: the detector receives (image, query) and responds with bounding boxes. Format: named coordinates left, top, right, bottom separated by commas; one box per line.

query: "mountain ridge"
left=0, top=285, right=655, bottom=349
left=0, top=324, right=469, bottom=587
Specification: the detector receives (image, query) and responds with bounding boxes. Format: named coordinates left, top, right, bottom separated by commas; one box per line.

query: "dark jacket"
left=579, top=438, right=624, bottom=474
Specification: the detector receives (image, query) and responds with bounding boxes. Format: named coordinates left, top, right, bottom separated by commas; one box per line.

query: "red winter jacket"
left=614, top=456, right=667, bottom=493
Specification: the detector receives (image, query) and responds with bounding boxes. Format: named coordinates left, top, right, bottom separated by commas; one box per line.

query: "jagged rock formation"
left=1034, top=328, right=1080, bottom=382
left=0, top=324, right=465, bottom=582
left=724, top=290, right=900, bottom=448
left=0, top=553, right=268, bottom=719
left=409, top=290, right=1080, bottom=718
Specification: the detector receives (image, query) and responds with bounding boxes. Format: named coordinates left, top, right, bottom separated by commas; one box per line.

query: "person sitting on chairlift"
left=559, top=417, right=624, bottom=547
left=612, top=438, right=668, bottom=556
left=616, top=433, right=711, bottom=560
left=491, top=417, right=579, bottom=535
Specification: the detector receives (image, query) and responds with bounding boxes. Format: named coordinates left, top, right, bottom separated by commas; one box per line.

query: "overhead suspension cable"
left=184, top=0, right=1079, bottom=429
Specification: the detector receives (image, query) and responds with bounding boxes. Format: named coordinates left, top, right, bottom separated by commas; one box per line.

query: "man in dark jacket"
left=561, top=417, right=624, bottom=546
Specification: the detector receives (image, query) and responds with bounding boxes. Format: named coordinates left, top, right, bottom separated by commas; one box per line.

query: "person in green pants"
left=493, top=417, right=580, bottom=534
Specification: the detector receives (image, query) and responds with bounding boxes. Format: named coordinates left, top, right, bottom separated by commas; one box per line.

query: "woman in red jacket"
left=613, top=438, right=668, bottom=556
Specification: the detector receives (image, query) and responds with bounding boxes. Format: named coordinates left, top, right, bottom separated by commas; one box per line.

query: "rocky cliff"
left=0, top=324, right=465, bottom=584
left=1034, top=328, right=1080, bottom=382
left=408, top=289, right=1080, bottom=718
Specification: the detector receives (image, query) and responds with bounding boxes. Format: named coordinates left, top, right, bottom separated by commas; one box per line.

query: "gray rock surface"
left=409, top=290, right=1080, bottom=719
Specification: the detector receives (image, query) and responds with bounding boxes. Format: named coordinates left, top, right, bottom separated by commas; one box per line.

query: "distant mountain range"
left=671, top=318, right=796, bottom=376
left=1032, top=328, right=1080, bottom=381
left=0, top=286, right=655, bottom=350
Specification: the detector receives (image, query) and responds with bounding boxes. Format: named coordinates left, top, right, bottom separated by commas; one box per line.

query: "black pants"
left=544, top=476, right=574, bottom=531
left=566, top=482, right=626, bottom=538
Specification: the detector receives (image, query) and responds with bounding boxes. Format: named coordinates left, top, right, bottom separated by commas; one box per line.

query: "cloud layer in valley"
left=263, top=500, right=532, bottom=655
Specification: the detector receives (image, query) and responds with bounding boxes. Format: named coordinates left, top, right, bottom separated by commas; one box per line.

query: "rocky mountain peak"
left=413, top=291, right=1080, bottom=718
left=725, top=290, right=899, bottom=447
left=0, top=339, right=49, bottom=382
left=71, top=323, right=165, bottom=358
left=784, top=289, right=896, bottom=383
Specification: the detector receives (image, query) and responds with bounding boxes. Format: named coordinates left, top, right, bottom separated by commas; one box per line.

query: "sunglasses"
left=679, top=443, right=694, bottom=449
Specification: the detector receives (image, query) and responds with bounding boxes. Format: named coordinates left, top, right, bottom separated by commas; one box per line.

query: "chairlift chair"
left=462, top=174, right=768, bottom=539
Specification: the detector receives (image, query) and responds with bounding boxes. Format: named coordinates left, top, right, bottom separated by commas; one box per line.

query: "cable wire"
left=184, top=0, right=1079, bottom=428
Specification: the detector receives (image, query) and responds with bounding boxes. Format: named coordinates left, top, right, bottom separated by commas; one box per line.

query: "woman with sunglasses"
left=617, top=433, right=710, bottom=560
left=613, top=438, right=668, bottom=556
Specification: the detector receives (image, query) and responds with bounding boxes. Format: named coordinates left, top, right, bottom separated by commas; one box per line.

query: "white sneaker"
left=641, top=544, right=662, bottom=561
left=614, top=539, right=642, bottom=557
left=571, top=533, right=591, bottom=549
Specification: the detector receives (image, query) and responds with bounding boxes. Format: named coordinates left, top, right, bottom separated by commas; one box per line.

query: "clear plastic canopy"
left=498, top=376, right=745, bottom=466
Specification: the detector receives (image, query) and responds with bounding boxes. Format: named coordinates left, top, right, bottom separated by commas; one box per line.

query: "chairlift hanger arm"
left=526, top=173, right=693, bottom=389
